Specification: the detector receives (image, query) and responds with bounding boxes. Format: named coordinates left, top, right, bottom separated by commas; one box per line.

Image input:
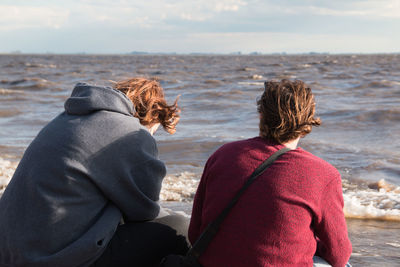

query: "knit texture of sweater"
left=0, top=83, right=166, bottom=267
left=188, top=137, right=352, bottom=267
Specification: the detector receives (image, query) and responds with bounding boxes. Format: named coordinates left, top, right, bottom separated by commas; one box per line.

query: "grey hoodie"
left=0, top=83, right=166, bottom=267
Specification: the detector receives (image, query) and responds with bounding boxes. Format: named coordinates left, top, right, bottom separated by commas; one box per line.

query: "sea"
left=1, top=54, right=399, bottom=266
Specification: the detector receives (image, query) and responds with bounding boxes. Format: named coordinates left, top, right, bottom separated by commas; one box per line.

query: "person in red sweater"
left=188, top=80, right=352, bottom=267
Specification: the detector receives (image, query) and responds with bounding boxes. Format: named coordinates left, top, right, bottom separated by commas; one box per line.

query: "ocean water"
left=1, top=54, right=400, bottom=266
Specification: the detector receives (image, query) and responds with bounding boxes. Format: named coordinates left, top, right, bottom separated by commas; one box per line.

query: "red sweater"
left=189, top=137, right=352, bottom=267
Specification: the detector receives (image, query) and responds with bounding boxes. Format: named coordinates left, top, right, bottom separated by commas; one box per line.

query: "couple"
left=0, top=78, right=352, bottom=267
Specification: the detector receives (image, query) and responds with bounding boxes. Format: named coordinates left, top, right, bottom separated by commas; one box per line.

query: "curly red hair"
left=114, top=78, right=180, bottom=134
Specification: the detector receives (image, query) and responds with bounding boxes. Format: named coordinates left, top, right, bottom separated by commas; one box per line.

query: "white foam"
left=251, top=74, right=264, bottom=80
left=161, top=173, right=400, bottom=222
left=0, top=88, right=25, bottom=95
left=343, top=186, right=400, bottom=221
left=0, top=158, right=17, bottom=196
left=3, top=158, right=400, bottom=222
left=386, top=242, right=400, bottom=248
left=160, top=171, right=200, bottom=202
left=1, top=160, right=200, bottom=201
left=238, top=81, right=264, bottom=86
left=381, top=80, right=400, bottom=86
left=161, top=207, right=191, bottom=218
left=24, top=63, right=57, bottom=68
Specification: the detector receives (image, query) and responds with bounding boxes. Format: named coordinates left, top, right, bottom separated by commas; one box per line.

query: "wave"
left=277, top=73, right=297, bottom=79
left=354, top=109, right=400, bottom=123
left=363, top=71, right=386, bottom=77
left=323, top=73, right=354, bottom=80
left=321, top=60, right=339, bottom=65
left=158, top=139, right=227, bottom=161
left=161, top=174, right=400, bottom=221
left=294, top=64, right=312, bottom=69
left=266, top=63, right=283, bottom=67
left=238, top=81, right=264, bottom=86
left=24, top=63, right=57, bottom=69
left=4, top=62, right=56, bottom=69
left=0, top=158, right=17, bottom=196
left=317, top=66, right=330, bottom=73
left=0, top=77, right=54, bottom=90
left=343, top=179, right=400, bottom=221
left=204, top=80, right=223, bottom=85
left=160, top=171, right=200, bottom=202
left=0, top=88, right=25, bottom=95
left=237, top=67, right=257, bottom=72
left=319, top=108, right=400, bottom=124
left=352, top=80, right=400, bottom=89
left=2, top=158, right=400, bottom=222
left=93, top=70, right=112, bottom=74
left=251, top=74, right=263, bottom=80
left=0, top=109, right=22, bottom=117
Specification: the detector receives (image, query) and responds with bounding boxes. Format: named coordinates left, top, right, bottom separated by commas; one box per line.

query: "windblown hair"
left=257, top=79, right=321, bottom=144
left=114, top=78, right=180, bottom=134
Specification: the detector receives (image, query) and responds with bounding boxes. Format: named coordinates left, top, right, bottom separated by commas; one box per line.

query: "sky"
left=0, top=0, right=399, bottom=54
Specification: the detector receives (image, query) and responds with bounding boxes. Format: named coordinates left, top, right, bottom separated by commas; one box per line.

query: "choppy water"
left=1, top=54, right=400, bottom=265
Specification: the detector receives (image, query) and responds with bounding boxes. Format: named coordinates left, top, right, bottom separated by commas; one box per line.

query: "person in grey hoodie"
left=0, top=78, right=188, bottom=267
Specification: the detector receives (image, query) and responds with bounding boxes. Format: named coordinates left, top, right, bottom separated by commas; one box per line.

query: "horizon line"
left=1, top=51, right=400, bottom=56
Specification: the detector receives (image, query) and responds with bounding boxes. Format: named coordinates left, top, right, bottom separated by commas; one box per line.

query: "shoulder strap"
left=186, top=147, right=291, bottom=260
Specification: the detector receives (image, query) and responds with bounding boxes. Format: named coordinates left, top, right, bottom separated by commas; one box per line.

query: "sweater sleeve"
left=188, top=158, right=213, bottom=244
left=87, top=130, right=166, bottom=222
left=315, top=176, right=352, bottom=267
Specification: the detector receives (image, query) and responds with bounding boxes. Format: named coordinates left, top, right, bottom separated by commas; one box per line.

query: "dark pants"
left=91, top=214, right=190, bottom=267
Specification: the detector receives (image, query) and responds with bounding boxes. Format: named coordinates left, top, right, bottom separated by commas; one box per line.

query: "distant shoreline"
left=1, top=52, right=400, bottom=56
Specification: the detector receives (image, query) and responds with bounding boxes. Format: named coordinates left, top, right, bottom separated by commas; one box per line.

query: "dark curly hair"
left=257, top=79, right=321, bottom=144
left=114, top=78, right=180, bottom=134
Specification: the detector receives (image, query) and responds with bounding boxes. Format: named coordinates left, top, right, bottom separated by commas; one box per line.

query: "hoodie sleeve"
left=87, top=129, right=166, bottom=222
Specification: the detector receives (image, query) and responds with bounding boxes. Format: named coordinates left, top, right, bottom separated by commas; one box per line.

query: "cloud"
left=180, top=13, right=211, bottom=22
left=160, top=0, right=248, bottom=22
left=0, top=5, right=69, bottom=30
left=0, top=0, right=399, bottom=53
left=264, top=0, right=400, bottom=18
left=0, top=0, right=250, bottom=30
left=358, top=0, right=400, bottom=18
left=1, top=0, right=398, bottom=34
left=214, top=0, right=247, bottom=12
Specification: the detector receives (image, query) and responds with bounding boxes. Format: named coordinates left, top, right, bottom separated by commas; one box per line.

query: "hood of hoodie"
left=64, top=83, right=134, bottom=116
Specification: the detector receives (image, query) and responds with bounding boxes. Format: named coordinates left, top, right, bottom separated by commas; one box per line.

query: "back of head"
left=257, top=79, right=321, bottom=144
left=113, top=78, right=180, bottom=134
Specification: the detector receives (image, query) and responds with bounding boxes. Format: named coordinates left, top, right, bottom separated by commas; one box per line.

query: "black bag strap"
left=186, top=147, right=291, bottom=261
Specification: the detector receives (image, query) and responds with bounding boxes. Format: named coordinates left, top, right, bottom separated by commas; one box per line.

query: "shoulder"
left=95, top=111, right=154, bottom=143
left=288, top=148, right=341, bottom=181
left=82, top=111, right=157, bottom=157
left=205, top=137, right=278, bottom=171
left=119, top=127, right=157, bottom=155
left=213, top=137, right=266, bottom=157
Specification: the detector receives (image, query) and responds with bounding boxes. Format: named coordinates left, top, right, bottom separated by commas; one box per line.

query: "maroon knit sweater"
left=189, top=137, right=352, bottom=267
